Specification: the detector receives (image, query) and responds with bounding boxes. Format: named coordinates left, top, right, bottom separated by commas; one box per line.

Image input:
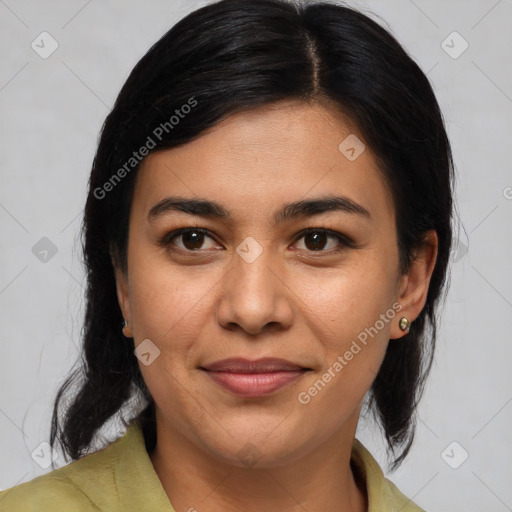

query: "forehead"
left=133, top=100, right=395, bottom=225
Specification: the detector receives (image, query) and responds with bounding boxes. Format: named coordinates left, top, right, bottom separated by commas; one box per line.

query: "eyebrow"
left=148, top=195, right=371, bottom=224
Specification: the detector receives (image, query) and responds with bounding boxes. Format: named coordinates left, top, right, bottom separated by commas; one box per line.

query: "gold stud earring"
left=122, top=320, right=132, bottom=337
left=399, top=317, right=411, bottom=332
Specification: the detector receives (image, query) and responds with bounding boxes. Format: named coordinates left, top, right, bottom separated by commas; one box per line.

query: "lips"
left=200, top=357, right=311, bottom=397
left=201, top=357, right=309, bottom=373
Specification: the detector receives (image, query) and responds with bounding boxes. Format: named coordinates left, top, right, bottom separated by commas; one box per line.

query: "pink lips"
left=200, top=357, right=310, bottom=397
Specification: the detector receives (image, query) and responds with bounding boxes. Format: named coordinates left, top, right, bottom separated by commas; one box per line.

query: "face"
left=114, top=100, right=426, bottom=468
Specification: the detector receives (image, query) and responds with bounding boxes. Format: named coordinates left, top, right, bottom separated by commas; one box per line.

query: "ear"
left=390, top=230, right=438, bottom=340
left=111, top=249, right=133, bottom=338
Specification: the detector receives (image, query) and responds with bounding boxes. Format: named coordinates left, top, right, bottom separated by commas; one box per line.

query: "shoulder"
left=0, top=469, right=100, bottom=511
left=0, top=427, right=130, bottom=512
left=351, top=438, right=426, bottom=512
left=380, top=477, right=426, bottom=512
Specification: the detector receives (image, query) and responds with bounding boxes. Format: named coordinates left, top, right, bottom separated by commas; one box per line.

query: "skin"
left=114, top=99, right=438, bottom=512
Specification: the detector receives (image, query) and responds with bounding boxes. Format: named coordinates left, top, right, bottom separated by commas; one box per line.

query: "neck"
left=149, top=410, right=368, bottom=512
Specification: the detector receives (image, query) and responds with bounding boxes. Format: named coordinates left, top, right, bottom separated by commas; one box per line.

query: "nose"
left=216, top=247, right=294, bottom=336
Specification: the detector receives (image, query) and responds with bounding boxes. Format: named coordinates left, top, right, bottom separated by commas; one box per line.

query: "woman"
left=0, top=0, right=453, bottom=510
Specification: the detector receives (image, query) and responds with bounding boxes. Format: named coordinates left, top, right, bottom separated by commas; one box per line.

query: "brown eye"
left=294, top=229, right=353, bottom=253
left=303, top=231, right=328, bottom=251
left=160, top=228, right=219, bottom=252
left=181, top=230, right=206, bottom=250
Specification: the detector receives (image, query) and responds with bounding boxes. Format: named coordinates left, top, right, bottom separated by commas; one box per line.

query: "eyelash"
left=158, top=226, right=355, bottom=254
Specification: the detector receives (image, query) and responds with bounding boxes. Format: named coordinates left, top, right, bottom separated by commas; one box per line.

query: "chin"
left=197, top=419, right=317, bottom=469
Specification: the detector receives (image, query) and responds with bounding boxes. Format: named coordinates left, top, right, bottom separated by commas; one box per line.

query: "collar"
left=63, top=420, right=420, bottom=511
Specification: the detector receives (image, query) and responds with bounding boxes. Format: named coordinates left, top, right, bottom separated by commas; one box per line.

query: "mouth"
left=199, top=357, right=312, bottom=398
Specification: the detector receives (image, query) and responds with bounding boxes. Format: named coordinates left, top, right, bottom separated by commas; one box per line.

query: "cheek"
left=298, top=262, right=397, bottom=389
left=127, top=261, right=219, bottom=412
left=127, top=252, right=221, bottom=354
left=299, top=260, right=397, bottom=338
left=295, top=284, right=394, bottom=429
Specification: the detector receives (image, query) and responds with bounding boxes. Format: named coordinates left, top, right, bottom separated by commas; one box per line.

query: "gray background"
left=1, top=0, right=511, bottom=510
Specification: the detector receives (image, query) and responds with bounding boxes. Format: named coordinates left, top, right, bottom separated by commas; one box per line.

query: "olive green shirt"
left=0, top=420, right=424, bottom=511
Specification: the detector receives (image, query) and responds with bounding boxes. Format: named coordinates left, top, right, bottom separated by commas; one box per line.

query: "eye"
left=293, top=228, right=354, bottom=253
left=159, top=227, right=354, bottom=254
left=159, top=228, right=220, bottom=251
